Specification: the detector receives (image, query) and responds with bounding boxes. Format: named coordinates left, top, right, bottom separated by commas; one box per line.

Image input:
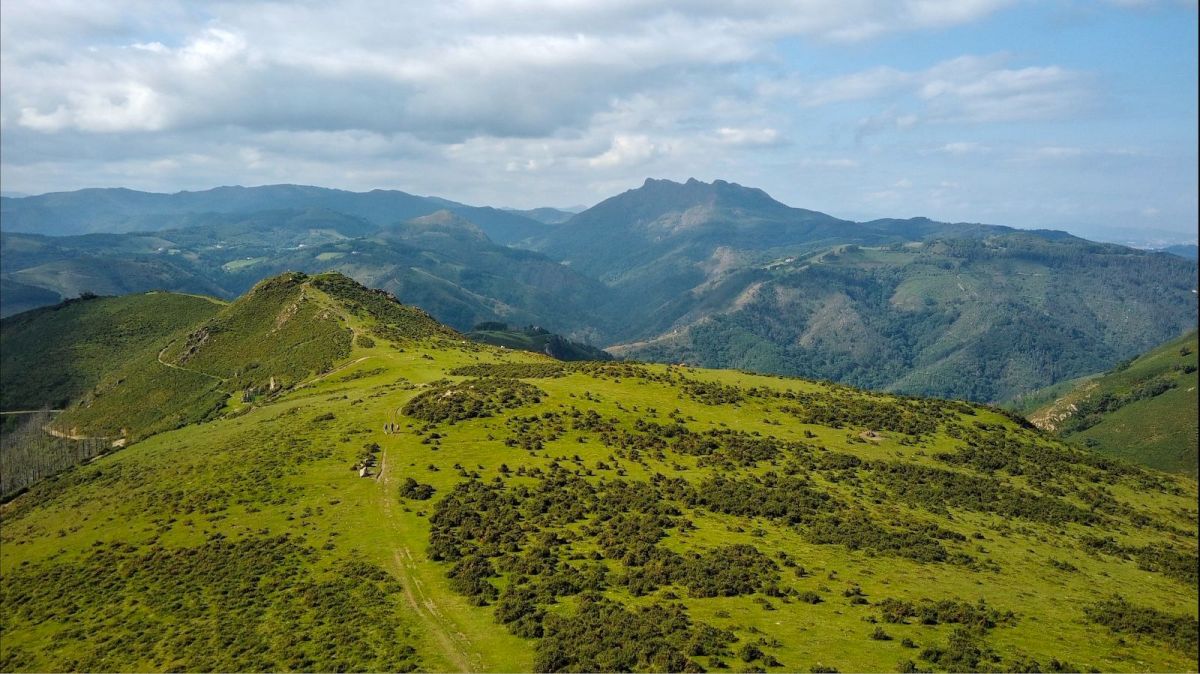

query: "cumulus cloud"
left=0, top=0, right=1024, bottom=144
left=0, top=0, right=1194, bottom=243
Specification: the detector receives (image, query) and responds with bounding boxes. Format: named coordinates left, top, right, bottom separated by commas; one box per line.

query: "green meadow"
left=1, top=274, right=1196, bottom=672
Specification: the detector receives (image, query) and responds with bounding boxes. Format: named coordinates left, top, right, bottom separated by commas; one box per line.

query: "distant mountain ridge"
left=1160, top=244, right=1199, bottom=260
left=1, top=184, right=550, bottom=245
left=0, top=207, right=609, bottom=344
left=2, top=177, right=1196, bottom=403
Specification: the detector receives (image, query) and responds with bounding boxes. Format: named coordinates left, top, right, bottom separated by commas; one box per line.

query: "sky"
left=1, top=0, right=1196, bottom=245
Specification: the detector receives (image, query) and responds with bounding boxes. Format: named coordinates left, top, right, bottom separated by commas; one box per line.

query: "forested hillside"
left=0, top=292, right=222, bottom=411
left=466, top=323, right=613, bottom=361
left=614, top=236, right=1197, bottom=401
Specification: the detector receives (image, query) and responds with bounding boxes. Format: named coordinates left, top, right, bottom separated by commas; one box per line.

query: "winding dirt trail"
left=378, top=447, right=478, bottom=672
left=295, top=356, right=372, bottom=389
left=157, top=344, right=230, bottom=392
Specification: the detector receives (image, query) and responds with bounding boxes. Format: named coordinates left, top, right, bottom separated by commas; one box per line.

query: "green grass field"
left=1, top=275, right=1196, bottom=672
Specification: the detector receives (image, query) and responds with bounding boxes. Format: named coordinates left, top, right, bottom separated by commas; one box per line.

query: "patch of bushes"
left=399, top=477, right=436, bottom=500
left=403, top=378, right=544, bottom=424
left=533, top=594, right=734, bottom=673
left=876, top=598, right=1015, bottom=629
left=870, top=461, right=1099, bottom=526
left=0, top=535, right=421, bottom=672
left=450, top=363, right=568, bottom=378
left=1084, top=595, right=1198, bottom=653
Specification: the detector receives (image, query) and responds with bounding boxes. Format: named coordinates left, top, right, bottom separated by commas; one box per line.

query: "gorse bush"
left=1085, top=596, right=1199, bottom=653
left=0, top=535, right=421, bottom=672
left=399, top=477, right=436, bottom=500
left=403, top=379, right=544, bottom=423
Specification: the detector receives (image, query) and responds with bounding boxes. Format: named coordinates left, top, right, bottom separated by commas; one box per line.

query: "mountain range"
left=2, top=179, right=1196, bottom=403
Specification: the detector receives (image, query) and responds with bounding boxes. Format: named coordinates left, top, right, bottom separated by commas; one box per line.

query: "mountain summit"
left=535, top=178, right=844, bottom=281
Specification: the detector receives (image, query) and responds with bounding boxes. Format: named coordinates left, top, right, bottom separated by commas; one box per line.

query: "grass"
left=1021, top=330, right=1198, bottom=476
left=0, top=292, right=222, bottom=410
left=1, top=273, right=1196, bottom=673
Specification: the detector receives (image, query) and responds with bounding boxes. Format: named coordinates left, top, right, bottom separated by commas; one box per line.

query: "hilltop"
left=1, top=272, right=1196, bottom=673
left=51, top=272, right=453, bottom=442
left=1017, top=330, right=1198, bottom=477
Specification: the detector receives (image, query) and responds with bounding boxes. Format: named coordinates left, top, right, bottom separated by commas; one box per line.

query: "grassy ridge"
left=57, top=271, right=448, bottom=441
left=1022, top=330, right=1198, bottom=476
left=0, top=292, right=222, bottom=410
left=1, top=274, right=1196, bottom=672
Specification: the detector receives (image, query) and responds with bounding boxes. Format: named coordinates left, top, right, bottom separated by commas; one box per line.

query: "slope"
left=0, top=292, right=224, bottom=411
left=466, top=323, right=613, bottom=361
left=609, top=237, right=1197, bottom=402
left=1020, top=330, right=1198, bottom=476
left=1, top=272, right=1196, bottom=673
left=53, top=272, right=452, bottom=442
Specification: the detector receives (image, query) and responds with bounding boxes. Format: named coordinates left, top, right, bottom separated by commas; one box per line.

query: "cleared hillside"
left=1, top=273, right=1195, bottom=673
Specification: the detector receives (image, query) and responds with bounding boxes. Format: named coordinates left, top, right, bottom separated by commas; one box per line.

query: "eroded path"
left=378, top=447, right=479, bottom=672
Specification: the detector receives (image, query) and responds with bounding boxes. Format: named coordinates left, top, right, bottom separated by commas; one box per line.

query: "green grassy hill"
left=1, top=274, right=1196, bottom=673
left=0, top=292, right=223, bottom=411
left=54, top=272, right=454, bottom=442
left=1019, top=330, right=1198, bottom=477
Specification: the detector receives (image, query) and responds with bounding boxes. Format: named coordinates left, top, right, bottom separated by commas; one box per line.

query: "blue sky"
left=1, top=0, right=1196, bottom=245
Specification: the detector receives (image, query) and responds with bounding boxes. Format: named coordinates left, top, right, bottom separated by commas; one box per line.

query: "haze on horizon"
left=1, top=0, right=1196, bottom=246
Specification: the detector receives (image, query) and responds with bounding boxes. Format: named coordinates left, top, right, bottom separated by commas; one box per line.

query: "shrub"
left=399, top=477, right=435, bottom=500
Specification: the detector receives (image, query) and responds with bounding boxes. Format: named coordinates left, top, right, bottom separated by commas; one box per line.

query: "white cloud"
left=0, top=0, right=1194, bottom=242
left=714, top=127, right=782, bottom=146
left=935, top=141, right=990, bottom=155
left=782, top=53, right=1092, bottom=127
left=587, top=134, right=670, bottom=168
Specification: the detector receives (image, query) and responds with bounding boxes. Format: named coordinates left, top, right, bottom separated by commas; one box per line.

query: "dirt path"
left=378, top=447, right=478, bottom=672
left=43, top=426, right=116, bottom=441
left=295, top=356, right=372, bottom=389
left=157, top=344, right=229, bottom=391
